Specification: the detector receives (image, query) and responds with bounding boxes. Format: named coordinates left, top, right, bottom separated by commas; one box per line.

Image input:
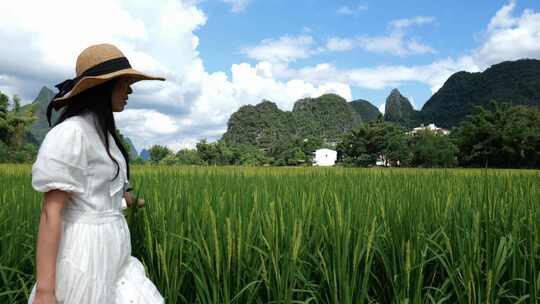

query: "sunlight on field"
left=1, top=164, right=539, bottom=303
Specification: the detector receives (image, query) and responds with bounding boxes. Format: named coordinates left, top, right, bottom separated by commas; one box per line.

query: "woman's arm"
left=35, top=189, right=70, bottom=296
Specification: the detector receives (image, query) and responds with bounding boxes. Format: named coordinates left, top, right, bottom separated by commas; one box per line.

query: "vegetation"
left=222, top=94, right=363, bottom=150
left=337, top=118, right=410, bottom=167
left=0, top=90, right=39, bottom=163
left=421, top=59, right=540, bottom=128
left=336, top=101, right=540, bottom=169
left=410, top=129, right=458, bottom=167
left=450, top=101, right=540, bottom=168
left=1, top=165, right=539, bottom=303
left=3, top=59, right=540, bottom=169
left=350, top=99, right=382, bottom=123
left=3, top=85, right=539, bottom=170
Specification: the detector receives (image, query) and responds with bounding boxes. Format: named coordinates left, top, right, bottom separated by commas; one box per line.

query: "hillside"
left=350, top=99, right=381, bottom=123
left=222, top=94, right=365, bottom=148
left=421, top=59, right=540, bottom=128
left=292, top=93, right=362, bottom=141
left=383, top=89, right=419, bottom=128
left=222, top=100, right=296, bottom=151
left=20, top=87, right=59, bottom=144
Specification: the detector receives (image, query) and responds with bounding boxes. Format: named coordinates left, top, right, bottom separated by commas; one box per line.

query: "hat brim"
left=51, top=68, right=165, bottom=108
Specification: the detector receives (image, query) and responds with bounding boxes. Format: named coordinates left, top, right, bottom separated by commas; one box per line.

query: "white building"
left=409, top=123, right=450, bottom=135
left=312, top=148, right=337, bottom=166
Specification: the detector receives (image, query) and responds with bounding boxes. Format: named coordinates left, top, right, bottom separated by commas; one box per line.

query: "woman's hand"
left=124, top=191, right=145, bottom=208
left=33, top=289, right=57, bottom=304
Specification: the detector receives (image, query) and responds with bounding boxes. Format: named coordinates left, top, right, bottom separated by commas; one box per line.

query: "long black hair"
left=46, top=78, right=130, bottom=183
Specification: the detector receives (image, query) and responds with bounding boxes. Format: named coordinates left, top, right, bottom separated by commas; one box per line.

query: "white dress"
left=27, top=111, right=164, bottom=304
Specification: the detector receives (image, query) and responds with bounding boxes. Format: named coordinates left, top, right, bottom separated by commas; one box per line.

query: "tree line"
left=147, top=101, right=540, bottom=169
left=337, top=101, right=540, bottom=168
left=1, top=89, right=538, bottom=169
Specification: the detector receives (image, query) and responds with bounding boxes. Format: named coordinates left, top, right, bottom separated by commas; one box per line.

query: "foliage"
left=410, top=129, right=458, bottom=167
left=350, top=99, right=381, bottom=123
left=175, top=148, right=205, bottom=165
left=337, top=118, right=411, bottom=167
left=0, top=91, right=39, bottom=163
left=222, top=94, right=362, bottom=150
left=148, top=144, right=173, bottom=165
left=451, top=101, right=540, bottom=168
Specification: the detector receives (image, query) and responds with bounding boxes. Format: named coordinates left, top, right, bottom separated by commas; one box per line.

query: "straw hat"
left=49, top=43, right=165, bottom=110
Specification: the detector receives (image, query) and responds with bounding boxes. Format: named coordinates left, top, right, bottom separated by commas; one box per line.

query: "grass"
left=0, top=164, right=539, bottom=303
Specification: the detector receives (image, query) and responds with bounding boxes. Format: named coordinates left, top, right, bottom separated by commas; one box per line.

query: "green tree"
left=176, top=148, right=204, bottom=165
left=148, top=144, right=172, bottom=165
left=196, top=138, right=219, bottom=165
left=12, top=95, right=21, bottom=113
left=337, top=120, right=411, bottom=167
left=0, top=91, right=39, bottom=163
left=410, top=129, right=458, bottom=167
left=451, top=101, right=540, bottom=168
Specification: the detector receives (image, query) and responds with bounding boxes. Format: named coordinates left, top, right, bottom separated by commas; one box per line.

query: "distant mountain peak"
left=34, top=87, right=54, bottom=104
left=383, top=88, right=417, bottom=128
left=389, top=88, right=401, bottom=96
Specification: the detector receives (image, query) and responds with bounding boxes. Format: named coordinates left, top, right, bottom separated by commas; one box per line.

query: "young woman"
left=28, top=43, right=165, bottom=304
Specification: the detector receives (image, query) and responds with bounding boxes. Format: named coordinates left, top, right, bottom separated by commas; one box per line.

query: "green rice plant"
left=0, top=164, right=539, bottom=303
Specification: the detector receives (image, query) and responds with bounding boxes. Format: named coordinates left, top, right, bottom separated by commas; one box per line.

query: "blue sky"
left=0, top=0, right=539, bottom=151
left=198, top=0, right=539, bottom=108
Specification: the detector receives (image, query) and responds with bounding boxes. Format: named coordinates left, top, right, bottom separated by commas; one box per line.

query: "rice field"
left=1, top=164, right=539, bottom=303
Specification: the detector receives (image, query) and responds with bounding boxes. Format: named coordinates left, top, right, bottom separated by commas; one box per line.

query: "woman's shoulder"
left=43, top=115, right=95, bottom=149
left=50, top=113, right=97, bottom=135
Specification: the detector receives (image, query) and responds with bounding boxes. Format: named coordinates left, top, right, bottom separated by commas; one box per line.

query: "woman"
left=28, top=43, right=166, bottom=304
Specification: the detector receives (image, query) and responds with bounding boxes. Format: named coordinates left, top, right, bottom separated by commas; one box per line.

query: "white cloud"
left=390, top=16, right=435, bottom=29
left=407, top=39, right=436, bottom=54
left=323, top=16, right=436, bottom=56
left=487, top=0, right=517, bottom=31
left=358, top=16, right=436, bottom=56
left=117, top=109, right=180, bottom=136
left=358, top=32, right=435, bottom=56
left=1, top=0, right=539, bottom=153
left=326, top=37, right=355, bottom=51
left=229, top=61, right=352, bottom=109
left=285, top=1, right=540, bottom=93
left=1, top=0, right=335, bottom=152
left=474, top=1, right=540, bottom=68
left=337, top=4, right=368, bottom=15
left=241, top=35, right=318, bottom=63
left=221, top=0, right=250, bottom=13
left=285, top=55, right=478, bottom=93
left=378, top=103, right=385, bottom=114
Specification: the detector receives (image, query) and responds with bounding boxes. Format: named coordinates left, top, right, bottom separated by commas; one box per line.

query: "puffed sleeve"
left=31, top=121, right=88, bottom=194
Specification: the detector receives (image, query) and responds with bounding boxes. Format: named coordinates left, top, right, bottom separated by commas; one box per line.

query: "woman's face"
left=111, top=77, right=133, bottom=112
